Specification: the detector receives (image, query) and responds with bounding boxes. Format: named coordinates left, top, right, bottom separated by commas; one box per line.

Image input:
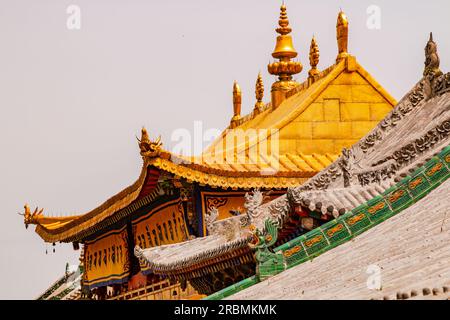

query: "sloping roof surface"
left=229, top=178, right=450, bottom=300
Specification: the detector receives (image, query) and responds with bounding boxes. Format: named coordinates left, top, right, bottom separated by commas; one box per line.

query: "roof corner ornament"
left=308, top=35, right=320, bottom=83
left=249, top=219, right=285, bottom=281
left=205, top=207, right=219, bottom=235
left=422, top=33, right=448, bottom=100
left=421, top=33, right=450, bottom=99
left=230, top=81, right=242, bottom=128
left=286, top=187, right=299, bottom=210
left=244, top=189, right=264, bottom=219
left=137, top=127, right=162, bottom=158
left=19, top=204, right=44, bottom=229
left=134, top=245, right=144, bottom=262
left=424, top=32, right=442, bottom=78
left=339, top=147, right=354, bottom=187
left=253, top=73, right=265, bottom=115
left=336, top=10, right=349, bottom=63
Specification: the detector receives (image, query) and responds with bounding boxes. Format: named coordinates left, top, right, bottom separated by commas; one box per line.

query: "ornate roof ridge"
left=135, top=233, right=252, bottom=275
left=230, top=62, right=338, bottom=129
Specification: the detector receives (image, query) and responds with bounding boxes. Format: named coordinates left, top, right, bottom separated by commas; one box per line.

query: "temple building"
left=23, top=5, right=397, bottom=299
left=137, top=33, right=450, bottom=300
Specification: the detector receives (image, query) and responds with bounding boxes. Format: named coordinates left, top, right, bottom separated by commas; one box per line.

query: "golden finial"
left=268, top=4, right=303, bottom=109
left=275, top=4, right=292, bottom=37
left=231, top=81, right=241, bottom=127
left=336, top=10, right=349, bottom=62
left=308, top=36, right=320, bottom=80
left=424, top=32, right=442, bottom=77
left=254, top=73, right=265, bottom=114
left=271, top=4, right=298, bottom=61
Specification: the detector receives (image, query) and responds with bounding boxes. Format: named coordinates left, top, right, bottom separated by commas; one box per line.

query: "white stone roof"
left=228, top=178, right=450, bottom=300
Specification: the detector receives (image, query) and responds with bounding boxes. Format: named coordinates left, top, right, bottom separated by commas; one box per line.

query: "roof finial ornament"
left=20, top=204, right=44, bottom=229
left=424, top=32, right=442, bottom=77
left=276, top=3, right=291, bottom=36
left=137, top=127, right=162, bottom=157
left=254, top=72, right=265, bottom=114
left=336, top=10, right=349, bottom=62
left=268, top=4, right=302, bottom=109
left=308, top=35, right=320, bottom=82
left=231, top=81, right=242, bottom=128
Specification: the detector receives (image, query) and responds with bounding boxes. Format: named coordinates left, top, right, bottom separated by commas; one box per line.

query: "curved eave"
left=148, top=156, right=314, bottom=189
left=31, top=150, right=323, bottom=243
left=33, top=158, right=151, bottom=243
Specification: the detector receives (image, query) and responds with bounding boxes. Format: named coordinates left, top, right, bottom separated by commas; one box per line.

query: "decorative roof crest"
left=19, top=204, right=44, bottom=229
left=137, top=127, right=162, bottom=157
left=424, top=32, right=442, bottom=77
left=308, top=35, right=320, bottom=80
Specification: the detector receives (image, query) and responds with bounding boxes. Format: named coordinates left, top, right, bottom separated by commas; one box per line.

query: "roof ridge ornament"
left=249, top=218, right=284, bottom=281
left=137, top=127, right=162, bottom=157
left=424, top=32, right=442, bottom=78
left=253, top=73, right=265, bottom=115
left=275, top=3, right=292, bottom=36
left=308, top=35, right=320, bottom=82
left=336, top=10, right=349, bottom=62
left=268, top=4, right=302, bottom=109
left=20, top=204, right=44, bottom=229
left=230, top=81, right=242, bottom=128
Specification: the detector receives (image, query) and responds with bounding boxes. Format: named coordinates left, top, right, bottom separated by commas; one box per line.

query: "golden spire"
left=336, top=10, right=349, bottom=62
left=268, top=4, right=302, bottom=109
left=272, top=4, right=296, bottom=59
left=308, top=35, right=320, bottom=81
left=231, top=81, right=241, bottom=127
left=254, top=72, right=264, bottom=114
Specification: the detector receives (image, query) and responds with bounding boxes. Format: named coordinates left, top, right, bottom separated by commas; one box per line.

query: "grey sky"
left=0, top=0, right=449, bottom=299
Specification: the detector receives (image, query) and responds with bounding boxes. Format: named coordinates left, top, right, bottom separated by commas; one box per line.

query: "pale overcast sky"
left=0, top=0, right=449, bottom=299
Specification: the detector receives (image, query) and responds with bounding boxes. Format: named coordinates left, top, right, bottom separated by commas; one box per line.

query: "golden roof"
left=208, top=56, right=396, bottom=158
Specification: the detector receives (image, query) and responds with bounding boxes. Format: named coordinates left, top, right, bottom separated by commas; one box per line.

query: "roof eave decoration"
left=137, top=127, right=162, bottom=158
left=26, top=156, right=152, bottom=243
left=146, top=155, right=312, bottom=189
left=21, top=205, right=81, bottom=230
